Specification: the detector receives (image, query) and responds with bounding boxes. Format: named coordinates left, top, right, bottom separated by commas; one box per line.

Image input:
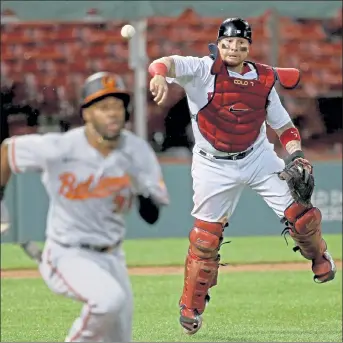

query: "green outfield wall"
left=1, top=161, right=342, bottom=243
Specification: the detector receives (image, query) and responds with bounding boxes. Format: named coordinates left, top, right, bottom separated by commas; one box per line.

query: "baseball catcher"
left=148, top=17, right=336, bottom=335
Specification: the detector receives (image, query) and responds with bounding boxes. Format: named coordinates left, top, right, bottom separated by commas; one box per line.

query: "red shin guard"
left=283, top=202, right=326, bottom=260
left=180, top=219, right=224, bottom=314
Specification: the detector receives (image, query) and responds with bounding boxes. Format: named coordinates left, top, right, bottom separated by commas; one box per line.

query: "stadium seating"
left=1, top=8, right=342, bottom=147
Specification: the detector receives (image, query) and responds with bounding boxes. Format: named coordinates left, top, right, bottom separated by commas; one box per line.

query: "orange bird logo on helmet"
left=101, top=75, right=116, bottom=90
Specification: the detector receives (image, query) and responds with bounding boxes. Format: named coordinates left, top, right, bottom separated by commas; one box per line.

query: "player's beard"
left=221, top=46, right=248, bottom=67
left=92, top=121, right=124, bottom=142
left=223, top=59, right=242, bottom=67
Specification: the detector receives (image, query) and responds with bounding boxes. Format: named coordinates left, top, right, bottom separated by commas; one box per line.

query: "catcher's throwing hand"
left=150, top=75, right=168, bottom=106
left=278, top=156, right=315, bottom=206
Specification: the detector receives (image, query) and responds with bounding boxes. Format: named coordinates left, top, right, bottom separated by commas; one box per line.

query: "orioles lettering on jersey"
left=58, top=172, right=133, bottom=212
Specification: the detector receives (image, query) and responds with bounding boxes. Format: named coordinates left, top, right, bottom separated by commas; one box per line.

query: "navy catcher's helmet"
left=80, top=72, right=131, bottom=121
left=217, top=18, right=252, bottom=44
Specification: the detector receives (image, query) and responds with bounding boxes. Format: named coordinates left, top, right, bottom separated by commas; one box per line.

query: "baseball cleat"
left=312, top=251, right=336, bottom=284
left=180, top=305, right=202, bottom=335
left=179, top=306, right=203, bottom=335
left=179, top=292, right=210, bottom=335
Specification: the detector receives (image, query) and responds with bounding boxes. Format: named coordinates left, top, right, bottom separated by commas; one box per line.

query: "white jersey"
left=167, top=55, right=292, bottom=155
left=6, top=127, right=169, bottom=246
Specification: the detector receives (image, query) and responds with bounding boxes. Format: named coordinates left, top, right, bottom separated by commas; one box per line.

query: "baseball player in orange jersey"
left=0, top=72, right=169, bottom=342
left=148, top=18, right=336, bottom=334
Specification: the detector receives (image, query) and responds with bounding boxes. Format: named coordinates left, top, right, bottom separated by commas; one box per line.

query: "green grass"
left=1, top=234, right=342, bottom=270
left=1, top=271, right=342, bottom=342
left=1, top=235, right=342, bottom=342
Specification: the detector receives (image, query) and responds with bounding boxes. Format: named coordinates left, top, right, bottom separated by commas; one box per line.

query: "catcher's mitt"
left=277, top=156, right=314, bottom=206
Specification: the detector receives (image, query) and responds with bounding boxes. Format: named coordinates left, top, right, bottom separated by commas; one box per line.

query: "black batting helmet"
left=217, top=18, right=252, bottom=44
left=80, top=72, right=131, bottom=121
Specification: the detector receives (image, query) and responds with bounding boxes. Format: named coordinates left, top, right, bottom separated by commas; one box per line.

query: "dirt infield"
left=1, top=261, right=342, bottom=279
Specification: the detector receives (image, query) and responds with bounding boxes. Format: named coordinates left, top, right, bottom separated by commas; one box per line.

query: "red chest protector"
left=197, top=57, right=300, bottom=153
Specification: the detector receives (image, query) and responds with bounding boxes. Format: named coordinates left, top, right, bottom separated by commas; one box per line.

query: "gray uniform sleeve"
left=6, top=133, right=62, bottom=173
left=129, top=141, right=169, bottom=206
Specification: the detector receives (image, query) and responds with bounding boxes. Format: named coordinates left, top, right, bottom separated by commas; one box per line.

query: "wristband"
left=289, top=150, right=305, bottom=161
left=279, top=127, right=301, bottom=148
left=148, top=63, right=168, bottom=77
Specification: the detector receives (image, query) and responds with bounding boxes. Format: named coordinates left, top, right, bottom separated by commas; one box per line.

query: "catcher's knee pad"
left=284, top=202, right=321, bottom=234
left=283, top=202, right=326, bottom=259
left=180, top=219, right=224, bottom=314
left=189, top=219, right=223, bottom=258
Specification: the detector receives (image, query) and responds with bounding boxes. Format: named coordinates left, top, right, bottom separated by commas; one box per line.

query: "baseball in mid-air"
left=121, top=24, right=136, bottom=40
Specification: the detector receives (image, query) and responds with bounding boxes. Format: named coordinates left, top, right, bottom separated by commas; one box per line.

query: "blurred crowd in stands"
left=1, top=8, right=342, bottom=159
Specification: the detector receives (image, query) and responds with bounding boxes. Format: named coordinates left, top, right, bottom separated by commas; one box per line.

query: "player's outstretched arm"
left=148, top=57, right=174, bottom=106
left=149, top=57, right=176, bottom=78
left=148, top=55, right=204, bottom=105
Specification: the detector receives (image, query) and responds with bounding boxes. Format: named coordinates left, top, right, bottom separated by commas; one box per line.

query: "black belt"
left=52, top=239, right=122, bottom=253
left=199, top=147, right=253, bottom=160
left=80, top=243, right=121, bottom=253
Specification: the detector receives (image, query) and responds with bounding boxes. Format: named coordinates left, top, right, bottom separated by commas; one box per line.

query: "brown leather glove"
left=278, top=151, right=315, bottom=206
